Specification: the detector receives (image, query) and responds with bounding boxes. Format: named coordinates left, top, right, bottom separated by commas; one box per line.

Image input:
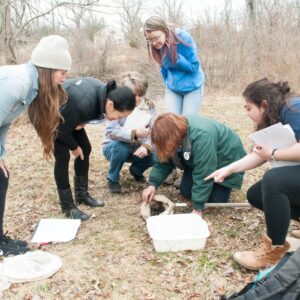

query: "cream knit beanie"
left=31, top=35, right=72, bottom=71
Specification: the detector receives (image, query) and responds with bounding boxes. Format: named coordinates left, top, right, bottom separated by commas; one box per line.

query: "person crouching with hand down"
left=142, top=113, right=246, bottom=217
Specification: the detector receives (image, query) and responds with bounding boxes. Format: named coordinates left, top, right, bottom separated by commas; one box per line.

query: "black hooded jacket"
left=56, top=77, right=107, bottom=150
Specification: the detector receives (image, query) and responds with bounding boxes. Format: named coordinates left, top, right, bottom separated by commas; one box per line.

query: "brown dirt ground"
left=2, top=93, right=298, bottom=300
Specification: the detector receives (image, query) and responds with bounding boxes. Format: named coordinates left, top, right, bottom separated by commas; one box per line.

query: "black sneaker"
left=2, top=232, right=28, bottom=247
left=129, top=166, right=146, bottom=183
left=0, top=241, right=29, bottom=257
left=108, top=179, right=121, bottom=193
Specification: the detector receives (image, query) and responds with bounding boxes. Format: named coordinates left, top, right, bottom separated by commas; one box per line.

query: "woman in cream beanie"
left=0, top=34, right=72, bottom=257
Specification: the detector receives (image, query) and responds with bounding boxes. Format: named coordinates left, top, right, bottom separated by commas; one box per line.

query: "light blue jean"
left=165, top=85, right=204, bottom=115
left=103, top=141, right=154, bottom=183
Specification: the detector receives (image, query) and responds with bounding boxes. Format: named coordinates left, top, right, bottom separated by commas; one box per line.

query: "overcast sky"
left=175, top=0, right=246, bottom=25
left=175, top=0, right=245, bottom=18
left=99, top=0, right=246, bottom=28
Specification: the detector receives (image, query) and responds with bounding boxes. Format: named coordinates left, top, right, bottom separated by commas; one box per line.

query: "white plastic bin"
left=146, top=213, right=210, bottom=252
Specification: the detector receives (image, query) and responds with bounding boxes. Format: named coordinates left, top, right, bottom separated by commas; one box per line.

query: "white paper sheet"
left=249, top=122, right=300, bottom=168
left=124, top=108, right=152, bottom=130
left=31, top=219, right=81, bottom=243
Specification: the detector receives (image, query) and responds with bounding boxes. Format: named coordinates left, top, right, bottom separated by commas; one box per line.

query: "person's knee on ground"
left=207, top=183, right=231, bottom=203
left=179, top=186, right=190, bottom=200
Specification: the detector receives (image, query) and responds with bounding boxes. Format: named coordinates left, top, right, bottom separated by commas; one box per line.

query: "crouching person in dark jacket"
left=55, top=77, right=136, bottom=221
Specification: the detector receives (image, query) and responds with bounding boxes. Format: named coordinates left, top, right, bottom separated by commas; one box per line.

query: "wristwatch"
left=271, top=149, right=278, bottom=161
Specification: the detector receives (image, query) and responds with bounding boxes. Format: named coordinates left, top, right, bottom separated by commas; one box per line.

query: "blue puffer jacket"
left=160, top=29, right=205, bottom=93
left=0, top=63, right=38, bottom=160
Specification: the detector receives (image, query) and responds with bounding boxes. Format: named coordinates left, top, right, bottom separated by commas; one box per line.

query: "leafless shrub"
left=192, top=0, right=300, bottom=91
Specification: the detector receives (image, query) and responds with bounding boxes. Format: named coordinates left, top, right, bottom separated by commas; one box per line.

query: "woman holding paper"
left=103, top=72, right=155, bottom=193
left=205, top=78, right=300, bottom=271
left=54, top=78, right=136, bottom=221
left=0, top=35, right=72, bottom=256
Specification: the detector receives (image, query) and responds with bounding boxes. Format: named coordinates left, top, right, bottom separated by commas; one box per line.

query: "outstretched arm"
left=205, top=152, right=265, bottom=183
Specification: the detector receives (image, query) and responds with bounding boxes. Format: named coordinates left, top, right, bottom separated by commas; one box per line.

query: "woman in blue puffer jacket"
left=143, top=15, right=205, bottom=115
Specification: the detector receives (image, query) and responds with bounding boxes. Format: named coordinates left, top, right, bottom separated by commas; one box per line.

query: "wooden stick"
left=204, top=202, right=251, bottom=208
left=174, top=202, right=251, bottom=208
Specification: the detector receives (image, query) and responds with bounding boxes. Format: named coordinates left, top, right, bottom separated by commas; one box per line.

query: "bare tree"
left=153, top=0, right=184, bottom=25
left=0, top=0, right=101, bottom=64
left=0, top=0, right=17, bottom=63
left=116, top=0, right=143, bottom=48
left=246, top=0, right=258, bottom=69
left=297, top=0, right=300, bottom=27
left=223, top=0, right=233, bottom=28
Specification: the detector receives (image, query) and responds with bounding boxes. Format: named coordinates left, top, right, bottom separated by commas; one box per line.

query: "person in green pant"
left=142, top=113, right=246, bottom=216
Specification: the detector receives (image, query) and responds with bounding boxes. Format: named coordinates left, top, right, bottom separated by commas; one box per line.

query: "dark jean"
left=247, top=165, right=300, bottom=245
left=54, top=128, right=91, bottom=190
left=103, top=141, right=154, bottom=182
left=179, top=165, right=231, bottom=204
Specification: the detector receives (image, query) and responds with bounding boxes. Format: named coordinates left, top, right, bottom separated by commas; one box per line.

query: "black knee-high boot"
left=74, top=176, right=104, bottom=207
left=58, top=188, right=90, bottom=221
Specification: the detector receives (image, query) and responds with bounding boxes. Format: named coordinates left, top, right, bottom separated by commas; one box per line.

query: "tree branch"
left=13, top=0, right=100, bottom=39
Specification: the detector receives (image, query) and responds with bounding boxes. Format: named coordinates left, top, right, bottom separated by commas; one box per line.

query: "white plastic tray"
left=146, top=213, right=210, bottom=252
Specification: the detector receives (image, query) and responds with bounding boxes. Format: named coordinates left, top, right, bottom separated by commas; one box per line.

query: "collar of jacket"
left=171, top=134, right=192, bottom=169
left=182, top=134, right=192, bottom=159
left=96, top=80, right=107, bottom=120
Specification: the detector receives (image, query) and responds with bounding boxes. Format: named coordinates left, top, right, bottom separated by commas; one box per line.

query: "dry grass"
left=2, top=93, right=298, bottom=300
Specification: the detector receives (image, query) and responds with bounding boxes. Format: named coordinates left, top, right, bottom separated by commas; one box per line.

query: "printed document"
left=249, top=122, right=300, bottom=168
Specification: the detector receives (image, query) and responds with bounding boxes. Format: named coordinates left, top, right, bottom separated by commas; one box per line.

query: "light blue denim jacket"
left=0, top=62, right=38, bottom=159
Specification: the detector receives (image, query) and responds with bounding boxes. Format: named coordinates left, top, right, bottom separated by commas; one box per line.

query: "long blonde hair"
left=28, top=67, right=67, bottom=159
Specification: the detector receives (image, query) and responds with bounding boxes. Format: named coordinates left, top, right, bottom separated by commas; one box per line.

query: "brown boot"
left=233, top=234, right=290, bottom=270
left=291, top=229, right=300, bottom=239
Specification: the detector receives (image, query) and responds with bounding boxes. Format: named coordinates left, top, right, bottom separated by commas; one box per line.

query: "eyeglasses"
left=146, top=33, right=164, bottom=44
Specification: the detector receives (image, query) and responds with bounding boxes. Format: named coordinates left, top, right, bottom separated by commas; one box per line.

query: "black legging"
left=0, top=169, right=9, bottom=238
left=247, top=165, right=300, bottom=245
left=54, top=129, right=91, bottom=190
